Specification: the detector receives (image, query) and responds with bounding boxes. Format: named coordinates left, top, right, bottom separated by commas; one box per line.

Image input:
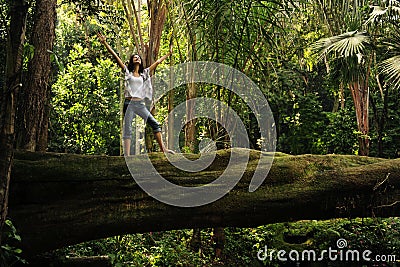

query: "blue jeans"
left=123, top=99, right=161, bottom=139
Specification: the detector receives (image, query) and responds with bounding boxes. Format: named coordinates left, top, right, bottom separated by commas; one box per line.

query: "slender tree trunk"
left=167, top=58, right=174, bottom=150
left=184, top=8, right=198, bottom=153
left=132, top=0, right=145, bottom=54
left=0, top=0, right=28, bottom=243
left=185, top=78, right=197, bottom=152
left=370, top=75, right=389, bottom=158
left=147, top=0, right=166, bottom=67
left=122, top=0, right=140, bottom=54
left=339, top=82, right=345, bottom=110
left=349, top=81, right=369, bottom=156
left=116, top=34, right=125, bottom=155
left=141, top=0, right=167, bottom=152
left=167, top=91, right=174, bottom=149
left=16, top=0, right=56, bottom=152
left=213, top=227, right=225, bottom=258
left=189, top=228, right=202, bottom=252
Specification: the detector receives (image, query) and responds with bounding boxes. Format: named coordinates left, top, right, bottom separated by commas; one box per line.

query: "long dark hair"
left=127, top=54, right=144, bottom=74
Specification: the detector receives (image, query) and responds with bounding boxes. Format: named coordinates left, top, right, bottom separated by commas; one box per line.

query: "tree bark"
left=349, top=82, right=369, bottom=156
left=147, top=0, right=166, bottom=67
left=0, top=0, right=28, bottom=243
left=8, top=149, right=400, bottom=256
left=121, top=0, right=140, bottom=54
left=370, top=75, right=389, bottom=158
left=146, top=0, right=167, bottom=152
left=184, top=25, right=198, bottom=152
left=212, top=227, right=225, bottom=258
left=15, top=0, right=57, bottom=152
left=185, top=80, right=197, bottom=152
left=167, top=63, right=175, bottom=150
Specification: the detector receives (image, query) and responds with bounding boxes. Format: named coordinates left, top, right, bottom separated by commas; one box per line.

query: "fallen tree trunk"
left=8, top=149, right=400, bottom=256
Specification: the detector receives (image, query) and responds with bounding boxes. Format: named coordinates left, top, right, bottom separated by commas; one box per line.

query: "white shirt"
left=124, top=66, right=153, bottom=99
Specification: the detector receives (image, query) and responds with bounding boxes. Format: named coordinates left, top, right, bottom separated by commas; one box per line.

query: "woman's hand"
left=97, top=32, right=106, bottom=44
left=97, top=32, right=125, bottom=70
left=149, top=43, right=173, bottom=72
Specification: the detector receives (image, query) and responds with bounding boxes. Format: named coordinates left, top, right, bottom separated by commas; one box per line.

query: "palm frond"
left=379, top=55, right=400, bottom=89
left=365, top=5, right=388, bottom=25
left=311, top=31, right=370, bottom=60
left=365, top=0, right=400, bottom=25
left=391, top=5, right=400, bottom=14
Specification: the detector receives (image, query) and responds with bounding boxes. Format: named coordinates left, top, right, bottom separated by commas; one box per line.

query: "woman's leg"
left=123, top=100, right=136, bottom=156
left=134, top=102, right=174, bottom=154
left=123, top=139, right=131, bottom=156
left=154, top=131, right=168, bottom=153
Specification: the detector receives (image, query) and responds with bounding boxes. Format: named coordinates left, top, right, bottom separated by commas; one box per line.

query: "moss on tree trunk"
left=8, top=149, right=400, bottom=256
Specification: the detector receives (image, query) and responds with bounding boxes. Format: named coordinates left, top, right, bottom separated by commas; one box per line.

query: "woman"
left=97, top=32, right=174, bottom=155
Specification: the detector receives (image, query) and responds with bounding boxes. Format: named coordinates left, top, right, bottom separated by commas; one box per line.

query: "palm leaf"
left=391, top=5, right=400, bottom=14
left=311, top=30, right=371, bottom=60
left=365, top=0, right=400, bottom=25
left=311, top=0, right=368, bottom=33
left=379, top=55, right=400, bottom=89
left=365, top=5, right=388, bottom=25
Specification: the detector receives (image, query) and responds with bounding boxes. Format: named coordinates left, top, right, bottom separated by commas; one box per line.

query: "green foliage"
left=224, top=218, right=400, bottom=266
left=60, top=230, right=214, bottom=266
left=278, top=92, right=330, bottom=155
left=57, top=217, right=400, bottom=266
left=312, top=218, right=400, bottom=254
left=49, top=44, right=121, bottom=155
left=47, top=0, right=400, bottom=158
left=256, top=218, right=400, bottom=266
left=369, top=86, right=400, bottom=158
left=321, top=108, right=359, bottom=155
left=0, top=220, right=26, bottom=266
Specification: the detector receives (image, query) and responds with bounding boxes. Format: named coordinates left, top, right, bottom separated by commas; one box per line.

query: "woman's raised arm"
left=148, top=43, right=173, bottom=72
left=97, top=32, right=125, bottom=70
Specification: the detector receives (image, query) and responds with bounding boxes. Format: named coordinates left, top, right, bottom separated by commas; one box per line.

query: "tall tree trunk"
left=183, top=3, right=197, bottom=152
left=349, top=81, right=369, bottom=156
left=16, top=0, right=56, bottom=152
left=339, top=82, right=345, bottom=110
left=370, top=75, right=389, bottom=158
left=121, top=0, right=140, bottom=54
left=167, top=59, right=175, bottom=150
left=213, top=227, right=225, bottom=258
left=0, top=0, right=28, bottom=243
left=131, top=0, right=166, bottom=152
left=147, top=0, right=167, bottom=153
left=147, top=0, right=166, bottom=67
left=185, top=79, right=197, bottom=152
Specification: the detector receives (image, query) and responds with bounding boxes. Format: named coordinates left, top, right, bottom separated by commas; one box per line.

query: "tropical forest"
left=0, top=0, right=399, bottom=266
